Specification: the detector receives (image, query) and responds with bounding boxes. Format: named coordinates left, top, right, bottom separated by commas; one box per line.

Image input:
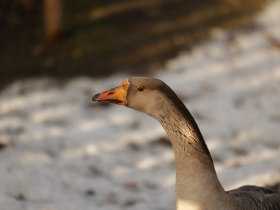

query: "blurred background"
left=0, top=1, right=280, bottom=210
left=0, top=0, right=267, bottom=85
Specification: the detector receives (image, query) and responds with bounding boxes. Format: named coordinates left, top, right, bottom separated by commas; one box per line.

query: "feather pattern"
left=228, top=185, right=280, bottom=210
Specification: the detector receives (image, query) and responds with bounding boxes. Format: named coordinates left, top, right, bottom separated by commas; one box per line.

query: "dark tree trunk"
left=44, top=0, right=63, bottom=41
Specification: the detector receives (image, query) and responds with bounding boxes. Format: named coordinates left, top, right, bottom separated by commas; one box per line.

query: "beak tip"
left=92, top=93, right=100, bottom=101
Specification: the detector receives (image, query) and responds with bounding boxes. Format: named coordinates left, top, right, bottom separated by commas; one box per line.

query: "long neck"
left=153, top=99, right=231, bottom=210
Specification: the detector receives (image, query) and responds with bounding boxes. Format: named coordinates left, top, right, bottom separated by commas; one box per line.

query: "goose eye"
left=137, top=86, right=144, bottom=92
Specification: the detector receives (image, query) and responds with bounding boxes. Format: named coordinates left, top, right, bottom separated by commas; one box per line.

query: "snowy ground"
left=1, top=1, right=280, bottom=210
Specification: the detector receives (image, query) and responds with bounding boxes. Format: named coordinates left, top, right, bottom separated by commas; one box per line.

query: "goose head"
left=92, top=77, right=176, bottom=117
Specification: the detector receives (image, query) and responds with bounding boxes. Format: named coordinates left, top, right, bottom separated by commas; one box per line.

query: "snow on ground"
left=1, top=1, right=280, bottom=210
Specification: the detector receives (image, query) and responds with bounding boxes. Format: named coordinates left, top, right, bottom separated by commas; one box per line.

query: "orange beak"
left=92, top=80, right=129, bottom=106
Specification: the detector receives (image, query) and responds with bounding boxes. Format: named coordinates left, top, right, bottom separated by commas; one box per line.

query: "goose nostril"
left=107, top=91, right=114, bottom=95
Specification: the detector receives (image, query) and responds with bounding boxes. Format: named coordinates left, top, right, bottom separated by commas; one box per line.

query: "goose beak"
left=92, top=79, right=129, bottom=106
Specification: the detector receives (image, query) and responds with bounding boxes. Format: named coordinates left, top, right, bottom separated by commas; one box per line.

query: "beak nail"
left=92, top=93, right=100, bottom=101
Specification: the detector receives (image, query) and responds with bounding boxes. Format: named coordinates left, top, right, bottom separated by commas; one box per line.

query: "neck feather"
left=152, top=92, right=230, bottom=210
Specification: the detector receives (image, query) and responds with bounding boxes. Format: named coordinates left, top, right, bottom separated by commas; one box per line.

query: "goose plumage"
left=92, top=77, right=280, bottom=210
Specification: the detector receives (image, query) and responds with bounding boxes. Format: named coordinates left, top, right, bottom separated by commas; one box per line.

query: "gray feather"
left=228, top=185, right=280, bottom=210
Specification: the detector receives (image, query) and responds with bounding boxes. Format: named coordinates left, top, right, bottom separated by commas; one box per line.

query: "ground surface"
left=0, top=1, right=280, bottom=210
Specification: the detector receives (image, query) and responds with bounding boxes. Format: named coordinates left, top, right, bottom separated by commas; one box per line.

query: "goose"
left=92, top=77, right=280, bottom=210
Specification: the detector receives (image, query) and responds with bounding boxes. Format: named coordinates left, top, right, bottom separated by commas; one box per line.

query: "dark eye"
left=137, top=86, right=144, bottom=92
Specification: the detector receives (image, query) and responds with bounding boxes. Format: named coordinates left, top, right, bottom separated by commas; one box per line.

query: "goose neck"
left=154, top=105, right=231, bottom=210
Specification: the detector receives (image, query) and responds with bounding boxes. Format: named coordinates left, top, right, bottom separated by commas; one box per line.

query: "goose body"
left=92, top=77, right=280, bottom=210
